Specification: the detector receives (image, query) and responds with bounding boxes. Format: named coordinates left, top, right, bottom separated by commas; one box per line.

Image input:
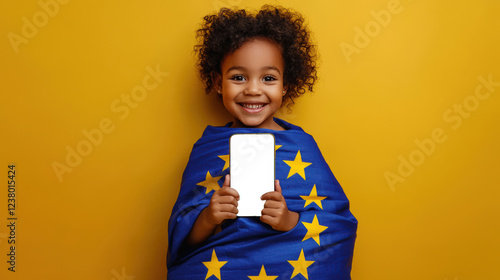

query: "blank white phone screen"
left=230, top=133, right=275, bottom=216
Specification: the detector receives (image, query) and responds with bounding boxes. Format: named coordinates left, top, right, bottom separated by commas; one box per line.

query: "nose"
left=243, top=78, right=262, bottom=95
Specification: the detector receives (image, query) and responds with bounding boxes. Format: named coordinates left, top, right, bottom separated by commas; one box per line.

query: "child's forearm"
left=283, top=210, right=299, bottom=231
left=185, top=208, right=217, bottom=247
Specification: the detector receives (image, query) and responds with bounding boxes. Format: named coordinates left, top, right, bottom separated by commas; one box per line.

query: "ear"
left=282, top=84, right=289, bottom=96
left=212, top=72, right=222, bottom=94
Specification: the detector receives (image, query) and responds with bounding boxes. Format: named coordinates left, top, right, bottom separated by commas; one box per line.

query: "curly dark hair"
left=194, top=4, right=318, bottom=108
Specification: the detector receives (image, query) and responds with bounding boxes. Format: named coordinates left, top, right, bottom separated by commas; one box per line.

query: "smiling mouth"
left=239, top=103, right=267, bottom=109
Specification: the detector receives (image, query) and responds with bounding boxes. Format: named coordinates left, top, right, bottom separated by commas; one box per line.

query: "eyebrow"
left=225, top=66, right=281, bottom=75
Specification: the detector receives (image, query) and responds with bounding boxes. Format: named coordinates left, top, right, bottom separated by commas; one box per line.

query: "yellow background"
left=1, top=0, right=499, bottom=279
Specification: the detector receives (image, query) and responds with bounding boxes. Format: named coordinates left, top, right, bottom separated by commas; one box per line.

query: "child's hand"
left=260, top=180, right=299, bottom=231
left=205, top=174, right=239, bottom=226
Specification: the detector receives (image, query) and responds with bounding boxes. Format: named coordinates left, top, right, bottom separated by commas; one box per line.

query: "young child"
left=168, top=5, right=357, bottom=279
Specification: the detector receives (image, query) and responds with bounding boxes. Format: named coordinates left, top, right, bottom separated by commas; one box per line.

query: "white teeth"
left=241, top=104, right=264, bottom=109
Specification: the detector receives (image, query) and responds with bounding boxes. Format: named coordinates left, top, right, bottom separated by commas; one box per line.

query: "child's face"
left=217, top=38, right=286, bottom=130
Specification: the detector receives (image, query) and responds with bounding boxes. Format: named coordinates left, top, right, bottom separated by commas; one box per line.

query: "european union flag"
left=168, top=118, right=357, bottom=279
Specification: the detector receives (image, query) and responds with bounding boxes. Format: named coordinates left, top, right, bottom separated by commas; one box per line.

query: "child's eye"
left=230, top=75, right=246, bottom=81
left=263, top=75, right=277, bottom=82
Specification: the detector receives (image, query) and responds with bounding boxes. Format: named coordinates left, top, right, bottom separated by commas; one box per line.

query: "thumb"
left=223, top=174, right=230, bottom=188
left=274, top=179, right=282, bottom=193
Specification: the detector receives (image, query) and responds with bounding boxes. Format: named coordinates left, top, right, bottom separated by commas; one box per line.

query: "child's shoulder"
left=200, top=118, right=305, bottom=135
left=191, top=119, right=313, bottom=150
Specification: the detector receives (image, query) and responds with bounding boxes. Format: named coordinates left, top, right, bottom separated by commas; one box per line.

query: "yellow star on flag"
left=218, top=155, right=229, bottom=171
left=247, top=265, right=278, bottom=280
left=197, top=171, right=222, bottom=194
left=275, top=145, right=282, bottom=151
left=287, top=249, right=315, bottom=279
left=302, top=214, right=328, bottom=246
left=203, top=249, right=227, bottom=280
left=300, top=185, right=327, bottom=209
left=283, top=150, right=312, bottom=180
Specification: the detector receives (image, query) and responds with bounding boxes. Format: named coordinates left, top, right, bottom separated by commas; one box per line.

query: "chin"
left=242, top=121, right=262, bottom=128
left=237, top=117, right=264, bottom=128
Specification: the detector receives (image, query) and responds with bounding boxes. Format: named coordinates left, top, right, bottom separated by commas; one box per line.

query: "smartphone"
left=229, top=133, right=275, bottom=216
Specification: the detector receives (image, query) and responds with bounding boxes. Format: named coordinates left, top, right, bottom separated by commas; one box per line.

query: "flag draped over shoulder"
left=167, top=118, right=357, bottom=280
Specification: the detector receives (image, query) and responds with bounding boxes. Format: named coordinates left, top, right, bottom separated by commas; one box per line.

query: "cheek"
left=274, top=92, right=284, bottom=105
left=221, top=94, right=229, bottom=107
left=276, top=99, right=283, bottom=109
left=221, top=93, right=234, bottom=111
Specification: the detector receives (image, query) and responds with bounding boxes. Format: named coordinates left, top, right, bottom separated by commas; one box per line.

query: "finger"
left=260, top=214, right=277, bottom=226
left=262, top=206, right=286, bottom=218
left=275, top=180, right=282, bottom=193
left=222, top=174, right=230, bottom=188
left=206, top=204, right=236, bottom=225
left=216, top=211, right=238, bottom=221
left=225, top=213, right=238, bottom=220
left=219, top=186, right=240, bottom=200
left=214, top=195, right=239, bottom=207
left=263, top=200, right=283, bottom=210
left=215, top=203, right=239, bottom=214
left=261, top=208, right=277, bottom=217
left=261, top=191, right=282, bottom=201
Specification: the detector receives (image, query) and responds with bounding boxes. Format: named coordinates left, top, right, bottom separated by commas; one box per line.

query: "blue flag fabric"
left=167, top=118, right=357, bottom=279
